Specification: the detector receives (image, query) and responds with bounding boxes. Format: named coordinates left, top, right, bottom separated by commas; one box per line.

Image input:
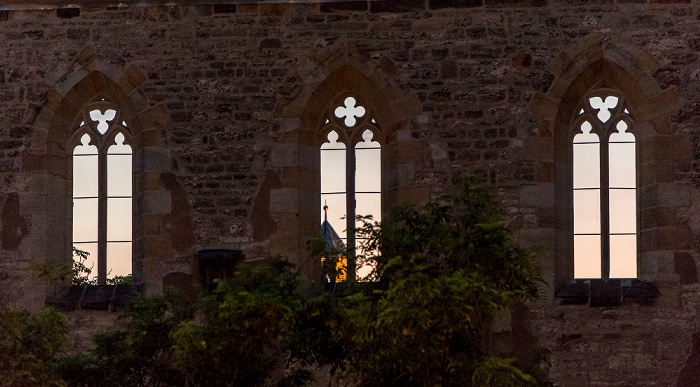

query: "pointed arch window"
left=573, top=91, right=636, bottom=279
left=320, top=96, right=381, bottom=281
left=72, top=102, right=132, bottom=285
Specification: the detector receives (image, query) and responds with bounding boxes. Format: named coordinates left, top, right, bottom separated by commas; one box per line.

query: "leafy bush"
left=57, top=291, right=190, bottom=387
left=54, top=179, right=544, bottom=387
left=0, top=307, right=69, bottom=386
left=172, top=258, right=306, bottom=387
left=302, top=180, right=543, bottom=386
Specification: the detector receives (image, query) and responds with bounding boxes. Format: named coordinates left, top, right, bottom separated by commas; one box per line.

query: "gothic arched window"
left=573, top=91, right=636, bottom=279
left=320, top=96, right=381, bottom=281
left=72, top=101, right=133, bottom=284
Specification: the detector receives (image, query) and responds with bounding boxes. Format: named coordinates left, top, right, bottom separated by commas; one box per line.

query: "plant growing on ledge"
left=73, top=247, right=132, bottom=286
left=72, top=247, right=96, bottom=286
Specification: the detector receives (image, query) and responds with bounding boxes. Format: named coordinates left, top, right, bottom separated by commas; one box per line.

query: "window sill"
left=47, top=284, right=137, bottom=311
left=555, top=278, right=659, bottom=307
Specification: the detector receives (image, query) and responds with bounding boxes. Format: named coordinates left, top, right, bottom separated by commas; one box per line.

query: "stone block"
left=657, top=183, right=690, bottom=207
left=656, top=226, right=692, bottom=250
left=639, top=184, right=658, bottom=209
left=674, top=252, right=698, bottom=284
left=270, top=188, right=298, bottom=213
left=396, top=163, right=415, bottom=186
left=320, top=2, right=368, bottom=12
left=134, top=146, right=171, bottom=172
left=56, top=69, right=88, bottom=97
left=111, top=285, right=137, bottom=311
left=429, top=0, right=482, bottom=8
left=395, top=187, right=430, bottom=207
left=49, top=285, right=85, bottom=311
left=271, top=144, right=298, bottom=168
left=137, top=170, right=162, bottom=192
left=412, top=17, right=446, bottom=32
left=213, top=4, right=236, bottom=13
left=135, top=104, right=168, bottom=131
left=80, top=285, right=113, bottom=310
left=522, top=137, right=553, bottom=160
left=518, top=228, right=556, bottom=249
left=641, top=238, right=687, bottom=269
left=640, top=207, right=674, bottom=229
left=117, top=64, right=147, bottom=94
left=139, top=191, right=171, bottom=214
left=519, top=183, right=553, bottom=207
left=371, top=0, right=425, bottom=12
left=590, top=279, right=622, bottom=307
left=535, top=161, right=555, bottom=182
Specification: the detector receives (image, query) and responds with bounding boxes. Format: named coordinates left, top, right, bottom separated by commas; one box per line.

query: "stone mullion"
left=97, top=146, right=108, bottom=285
left=346, top=141, right=356, bottom=282
left=600, top=126, right=610, bottom=280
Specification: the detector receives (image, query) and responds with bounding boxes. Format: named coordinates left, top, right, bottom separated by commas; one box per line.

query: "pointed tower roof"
left=321, top=203, right=346, bottom=251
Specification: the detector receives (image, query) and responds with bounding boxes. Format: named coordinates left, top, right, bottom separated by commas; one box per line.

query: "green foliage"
left=172, top=257, right=308, bottom=387
left=472, top=358, right=538, bottom=387
left=73, top=247, right=133, bottom=285
left=51, top=178, right=544, bottom=387
left=57, top=291, right=191, bottom=387
left=72, top=247, right=96, bottom=286
left=0, top=307, right=69, bottom=386
left=328, top=179, right=543, bottom=386
left=106, top=274, right=133, bottom=285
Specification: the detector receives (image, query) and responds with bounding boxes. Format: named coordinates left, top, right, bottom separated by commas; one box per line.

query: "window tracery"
left=320, top=95, right=381, bottom=281
left=573, top=91, right=636, bottom=279
left=72, top=101, right=133, bottom=285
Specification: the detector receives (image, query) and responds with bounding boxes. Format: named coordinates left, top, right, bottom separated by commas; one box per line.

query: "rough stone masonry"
left=1, top=0, right=700, bottom=385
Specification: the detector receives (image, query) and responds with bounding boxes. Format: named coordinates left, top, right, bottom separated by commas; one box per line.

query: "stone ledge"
left=48, top=284, right=137, bottom=312
left=556, top=278, right=659, bottom=307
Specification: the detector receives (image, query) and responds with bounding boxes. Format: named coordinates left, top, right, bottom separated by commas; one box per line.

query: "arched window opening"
left=320, top=96, right=381, bottom=282
left=573, top=92, right=636, bottom=279
left=72, top=103, right=132, bottom=285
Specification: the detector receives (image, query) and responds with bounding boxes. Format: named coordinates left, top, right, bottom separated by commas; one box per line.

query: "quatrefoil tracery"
left=334, top=97, right=366, bottom=128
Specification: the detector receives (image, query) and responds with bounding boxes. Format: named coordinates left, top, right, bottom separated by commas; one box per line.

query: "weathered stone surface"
left=0, top=2, right=697, bottom=385
left=1, top=192, right=28, bottom=250
left=251, top=169, right=282, bottom=242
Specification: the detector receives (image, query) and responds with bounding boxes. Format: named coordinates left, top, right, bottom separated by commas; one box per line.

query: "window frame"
left=570, top=89, right=638, bottom=280
left=318, top=93, right=384, bottom=281
left=71, top=100, right=134, bottom=285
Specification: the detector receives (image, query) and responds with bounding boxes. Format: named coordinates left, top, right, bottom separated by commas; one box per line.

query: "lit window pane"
left=321, top=131, right=346, bottom=194
left=573, top=189, right=600, bottom=234
left=572, top=122, right=597, bottom=144
left=320, top=193, right=347, bottom=240
left=574, top=235, right=601, bottom=279
left=107, top=154, right=132, bottom=197
left=355, top=192, right=381, bottom=229
left=74, top=134, right=98, bottom=155
left=356, top=255, right=375, bottom=281
left=107, top=242, right=132, bottom=277
left=321, top=149, right=346, bottom=193
left=355, top=147, right=380, bottom=192
left=609, top=189, right=636, bottom=234
left=74, top=242, right=98, bottom=278
left=573, top=143, right=600, bottom=189
left=321, top=131, right=346, bottom=150
left=108, top=198, right=132, bottom=241
left=610, top=235, right=636, bottom=278
left=73, top=198, right=98, bottom=243
left=609, top=141, right=635, bottom=188
left=73, top=155, right=98, bottom=198
left=107, top=133, right=131, bottom=154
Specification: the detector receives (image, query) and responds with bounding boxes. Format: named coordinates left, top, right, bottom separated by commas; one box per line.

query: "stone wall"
left=0, top=1, right=699, bottom=385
